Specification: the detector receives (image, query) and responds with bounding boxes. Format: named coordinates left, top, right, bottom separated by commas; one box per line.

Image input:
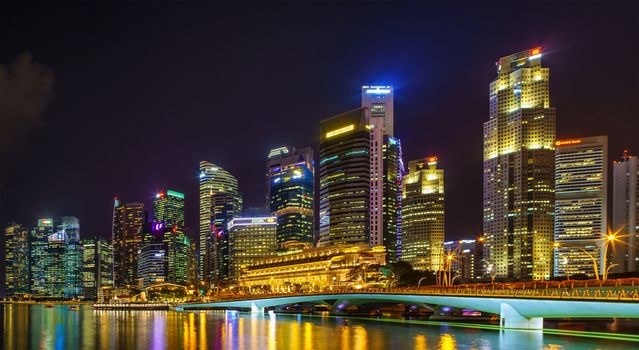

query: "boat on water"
left=45, top=304, right=54, bottom=308
left=68, top=305, right=80, bottom=311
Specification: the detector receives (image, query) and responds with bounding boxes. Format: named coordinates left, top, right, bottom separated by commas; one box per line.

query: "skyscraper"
left=401, top=156, right=445, bottom=271
left=228, top=216, right=277, bottom=280
left=137, top=222, right=167, bottom=288
left=82, top=238, right=114, bottom=300
left=612, top=151, right=639, bottom=272
left=4, top=222, right=30, bottom=297
left=554, top=137, right=608, bottom=278
left=112, top=200, right=145, bottom=286
left=267, top=146, right=314, bottom=249
left=30, top=218, right=53, bottom=298
left=483, top=47, right=556, bottom=281
left=319, top=108, right=371, bottom=246
left=153, top=190, right=185, bottom=227
left=363, top=85, right=402, bottom=262
left=60, top=217, right=83, bottom=299
left=199, top=161, right=242, bottom=284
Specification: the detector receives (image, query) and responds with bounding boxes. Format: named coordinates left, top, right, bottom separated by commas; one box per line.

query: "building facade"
left=483, top=47, right=556, bottom=281
left=364, top=86, right=402, bottom=263
left=154, top=190, right=185, bottom=227
left=239, top=244, right=386, bottom=292
left=4, top=222, right=30, bottom=297
left=82, top=238, right=114, bottom=300
left=319, top=108, right=371, bottom=247
left=267, top=146, right=314, bottom=249
left=112, top=200, right=145, bottom=286
left=199, top=161, right=242, bottom=284
left=401, top=157, right=445, bottom=271
left=554, top=137, right=608, bottom=278
left=228, top=216, right=277, bottom=280
left=30, top=218, right=53, bottom=297
left=612, top=152, right=639, bottom=272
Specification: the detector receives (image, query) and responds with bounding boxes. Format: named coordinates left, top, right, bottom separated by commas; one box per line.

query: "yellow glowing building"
left=483, top=47, right=556, bottom=281
left=239, top=244, right=386, bottom=292
left=401, top=156, right=445, bottom=271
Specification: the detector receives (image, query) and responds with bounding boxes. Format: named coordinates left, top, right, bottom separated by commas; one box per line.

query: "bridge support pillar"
left=499, top=303, right=543, bottom=330
left=251, top=302, right=264, bottom=314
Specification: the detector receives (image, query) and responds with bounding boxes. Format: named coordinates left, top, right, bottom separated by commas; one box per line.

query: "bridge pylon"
left=499, top=303, right=543, bottom=330
left=251, top=302, right=264, bottom=314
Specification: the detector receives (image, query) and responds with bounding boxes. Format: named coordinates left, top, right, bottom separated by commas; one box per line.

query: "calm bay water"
left=1, top=304, right=636, bottom=349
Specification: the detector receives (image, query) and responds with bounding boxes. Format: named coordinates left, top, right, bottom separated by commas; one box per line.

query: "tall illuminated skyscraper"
left=554, top=136, right=608, bottom=278
left=112, top=200, right=145, bottom=286
left=81, top=238, right=114, bottom=300
left=612, top=151, right=639, bottom=272
left=30, top=218, right=53, bottom=297
left=199, top=161, right=242, bottom=284
left=267, top=146, right=314, bottom=249
left=319, top=108, right=371, bottom=246
left=483, top=47, right=556, bottom=281
left=401, top=156, right=445, bottom=271
left=59, top=216, right=83, bottom=299
left=4, top=222, right=30, bottom=297
left=363, top=85, right=402, bottom=262
left=153, top=190, right=185, bottom=227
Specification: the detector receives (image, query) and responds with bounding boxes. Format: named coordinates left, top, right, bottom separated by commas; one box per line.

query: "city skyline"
left=1, top=3, right=636, bottom=243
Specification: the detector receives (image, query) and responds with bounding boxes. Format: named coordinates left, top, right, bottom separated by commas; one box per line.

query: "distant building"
left=239, top=244, right=386, bottom=292
left=82, top=238, right=114, bottom=300
left=483, top=47, right=556, bottom=281
left=30, top=218, right=53, bottom=297
left=319, top=108, right=371, bottom=247
left=612, top=151, right=639, bottom=272
left=4, top=222, right=30, bottom=297
left=444, top=238, right=485, bottom=283
left=153, top=190, right=185, bottom=227
left=137, top=222, right=166, bottom=288
left=112, top=199, right=145, bottom=286
left=401, top=157, right=445, bottom=271
left=199, top=161, right=242, bottom=285
left=228, top=217, right=277, bottom=280
left=554, top=136, right=608, bottom=278
left=267, top=146, right=314, bottom=249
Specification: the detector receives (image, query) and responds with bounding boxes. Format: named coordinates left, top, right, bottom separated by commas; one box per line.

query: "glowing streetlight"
left=602, top=232, right=619, bottom=281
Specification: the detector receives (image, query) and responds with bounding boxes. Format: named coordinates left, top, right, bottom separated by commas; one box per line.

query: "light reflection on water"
left=0, top=304, right=636, bottom=350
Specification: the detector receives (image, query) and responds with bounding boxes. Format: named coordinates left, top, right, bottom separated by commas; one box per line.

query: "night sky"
left=1, top=2, right=637, bottom=241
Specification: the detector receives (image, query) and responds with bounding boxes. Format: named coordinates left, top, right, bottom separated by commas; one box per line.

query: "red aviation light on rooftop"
left=531, top=47, right=541, bottom=56
left=427, top=156, right=438, bottom=165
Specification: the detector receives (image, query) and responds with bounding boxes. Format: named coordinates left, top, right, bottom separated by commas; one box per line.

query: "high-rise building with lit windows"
left=4, top=222, right=30, bottom=297
left=154, top=190, right=185, bottom=227
left=199, top=161, right=242, bottom=284
left=319, top=108, right=371, bottom=246
left=401, top=157, right=445, bottom=271
left=267, top=146, right=314, bottom=249
left=228, top=217, right=277, bottom=280
left=30, top=218, right=53, bottom=297
left=612, top=151, right=639, bottom=272
left=112, top=200, right=145, bottom=286
left=60, top=216, right=83, bottom=299
left=483, top=47, right=556, bottom=281
left=82, top=238, right=114, bottom=300
left=554, top=136, right=608, bottom=278
left=363, top=85, right=402, bottom=263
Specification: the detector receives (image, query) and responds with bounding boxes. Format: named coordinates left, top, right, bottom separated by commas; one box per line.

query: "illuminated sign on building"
left=228, top=217, right=277, bottom=230
left=555, top=139, right=582, bottom=147
left=326, top=124, right=355, bottom=138
left=167, top=190, right=184, bottom=199
left=363, top=85, right=392, bottom=94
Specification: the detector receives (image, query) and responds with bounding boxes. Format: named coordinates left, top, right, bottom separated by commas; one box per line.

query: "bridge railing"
left=200, top=285, right=639, bottom=304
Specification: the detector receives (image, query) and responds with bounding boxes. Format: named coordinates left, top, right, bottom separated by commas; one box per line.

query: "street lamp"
left=445, top=254, right=454, bottom=286
left=602, top=232, right=618, bottom=281
left=554, top=242, right=599, bottom=280
left=418, top=277, right=428, bottom=287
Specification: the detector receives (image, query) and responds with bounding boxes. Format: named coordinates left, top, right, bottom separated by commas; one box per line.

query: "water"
left=1, top=304, right=637, bottom=349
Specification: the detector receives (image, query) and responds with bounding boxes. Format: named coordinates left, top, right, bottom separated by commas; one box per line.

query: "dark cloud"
left=0, top=52, right=54, bottom=156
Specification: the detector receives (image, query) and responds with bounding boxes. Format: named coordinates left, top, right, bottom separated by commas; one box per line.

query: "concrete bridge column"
left=251, top=302, right=264, bottom=314
left=499, top=303, right=543, bottom=330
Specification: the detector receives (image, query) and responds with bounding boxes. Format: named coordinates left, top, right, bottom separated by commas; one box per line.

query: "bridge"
left=176, top=286, right=639, bottom=330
